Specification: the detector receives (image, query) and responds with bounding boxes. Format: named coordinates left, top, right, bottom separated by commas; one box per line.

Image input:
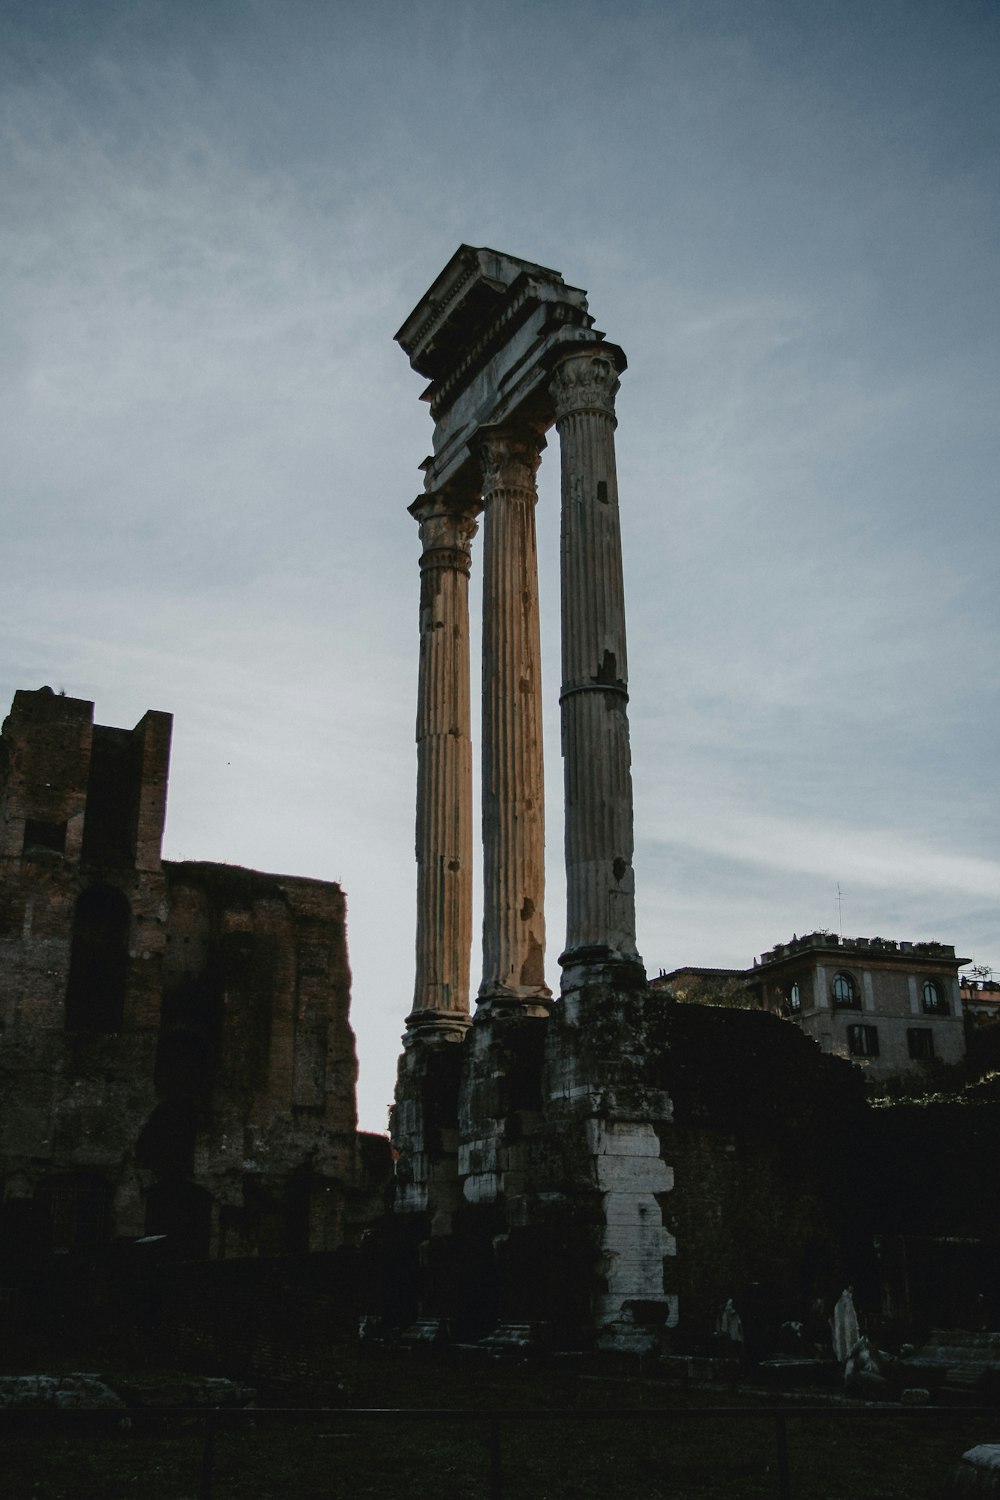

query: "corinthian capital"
left=550, top=348, right=621, bottom=422
left=409, top=490, right=480, bottom=561
left=475, top=426, right=545, bottom=497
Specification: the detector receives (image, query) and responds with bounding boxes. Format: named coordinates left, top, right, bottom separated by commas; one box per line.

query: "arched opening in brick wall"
left=65, top=883, right=130, bottom=1031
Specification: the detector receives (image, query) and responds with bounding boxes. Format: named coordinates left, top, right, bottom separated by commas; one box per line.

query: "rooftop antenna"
left=837, top=883, right=844, bottom=939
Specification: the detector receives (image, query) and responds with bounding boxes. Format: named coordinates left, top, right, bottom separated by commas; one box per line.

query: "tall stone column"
left=475, top=425, right=550, bottom=1012
left=407, top=489, right=480, bottom=1036
left=550, top=346, right=643, bottom=983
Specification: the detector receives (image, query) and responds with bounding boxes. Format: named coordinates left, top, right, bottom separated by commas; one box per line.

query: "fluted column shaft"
left=551, top=348, right=642, bottom=974
left=476, top=426, right=550, bottom=1009
left=408, top=491, right=480, bottom=1032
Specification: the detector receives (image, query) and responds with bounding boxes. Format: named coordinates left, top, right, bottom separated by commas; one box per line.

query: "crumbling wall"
left=663, top=1005, right=868, bottom=1344
left=156, top=860, right=368, bottom=1256
left=0, top=690, right=169, bottom=1256
left=0, top=688, right=389, bottom=1280
left=388, top=987, right=869, bottom=1351
left=867, top=1089, right=1000, bottom=1332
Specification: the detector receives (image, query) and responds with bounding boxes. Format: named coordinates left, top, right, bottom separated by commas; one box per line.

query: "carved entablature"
left=395, top=245, right=608, bottom=493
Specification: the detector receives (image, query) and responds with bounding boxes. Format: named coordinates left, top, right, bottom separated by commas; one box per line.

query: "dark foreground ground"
left=1, top=1346, right=994, bottom=1500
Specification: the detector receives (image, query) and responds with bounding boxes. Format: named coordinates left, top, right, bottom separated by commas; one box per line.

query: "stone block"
left=587, top=1119, right=662, bottom=1157
left=596, top=1155, right=673, bottom=1194
left=945, top=1445, right=1000, bottom=1498
left=604, top=1192, right=661, bottom=1226
left=463, top=1171, right=501, bottom=1204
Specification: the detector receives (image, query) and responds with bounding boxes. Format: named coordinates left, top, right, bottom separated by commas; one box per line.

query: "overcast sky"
left=3, top=0, right=998, bottom=1131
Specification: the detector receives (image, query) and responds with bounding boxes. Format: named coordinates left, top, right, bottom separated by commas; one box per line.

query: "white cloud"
left=660, top=810, right=1000, bottom=904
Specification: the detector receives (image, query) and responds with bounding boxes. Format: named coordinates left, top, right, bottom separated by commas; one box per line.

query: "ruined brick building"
left=0, top=686, right=388, bottom=1275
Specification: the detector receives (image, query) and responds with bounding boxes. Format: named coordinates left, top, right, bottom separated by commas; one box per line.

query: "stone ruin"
left=388, top=247, right=673, bottom=1349
left=383, top=250, right=881, bottom=1357
left=0, top=686, right=388, bottom=1276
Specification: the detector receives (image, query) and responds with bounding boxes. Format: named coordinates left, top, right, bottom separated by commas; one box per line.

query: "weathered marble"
left=394, top=246, right=594, bottom=495
left=407, top=490, right=480, bottom=1035
left=475, top=425, right=550, bottom=1010
left=551, top=346, right=642, bottom=983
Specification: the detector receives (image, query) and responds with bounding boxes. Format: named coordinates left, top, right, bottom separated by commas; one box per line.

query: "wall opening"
left=65, top=884, right=130, bottom=1031
left=81, top=726, right=137, bottom=866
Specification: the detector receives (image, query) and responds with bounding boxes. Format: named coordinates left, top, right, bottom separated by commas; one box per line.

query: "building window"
left=908, top=1028, right=935, bottom=1060
left=788, top=981, right=801, bottom=1013
left=921, top=979, right=949, bottom=1015
left=832, top=972, right=860, bottom=1008
left=847, top=1024, right=879, bottom=1058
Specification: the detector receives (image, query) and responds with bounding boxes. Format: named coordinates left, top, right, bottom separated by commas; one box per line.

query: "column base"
left=558, top=947, right=646, bottom=997
left=475, top=983, right=553, bottom=1021
left=404, top=1009, right=472, bottom=1045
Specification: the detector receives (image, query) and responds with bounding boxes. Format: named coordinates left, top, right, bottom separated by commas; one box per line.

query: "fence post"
left=489, top=1415, right=503, bottom=1500
left=198, top=1413, right=216, bottom=1500
left=774, top=1412, right=791, bottom=1500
